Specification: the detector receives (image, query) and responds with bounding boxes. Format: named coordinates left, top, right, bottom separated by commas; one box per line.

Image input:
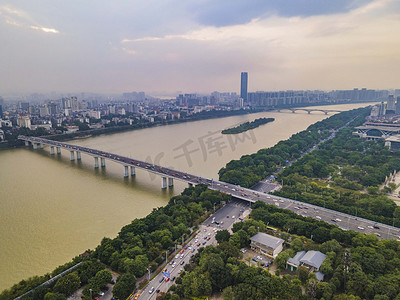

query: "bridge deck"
left=18, top=135, right=400, bottom=240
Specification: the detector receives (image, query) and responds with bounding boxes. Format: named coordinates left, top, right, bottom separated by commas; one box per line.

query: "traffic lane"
left=142, top=230, right=210, bottom=299
left=268, top=199, right=396, bottom=239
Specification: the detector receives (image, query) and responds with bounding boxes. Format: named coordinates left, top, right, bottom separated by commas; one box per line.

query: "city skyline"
left=1, top=0, right=400, bottom=95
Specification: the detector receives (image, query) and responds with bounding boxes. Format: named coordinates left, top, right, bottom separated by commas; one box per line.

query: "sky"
left=1, top=0, right=400, bottom=96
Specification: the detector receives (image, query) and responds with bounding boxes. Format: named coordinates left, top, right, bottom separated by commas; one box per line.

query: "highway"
left=136, top=200, right=249, bottom=300
left=19, top=135, right=400, bottom=241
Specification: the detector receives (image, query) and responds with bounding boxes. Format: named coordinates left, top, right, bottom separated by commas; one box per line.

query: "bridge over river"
left=18, top=135, right=400, bottom=240
left=276, top=108, right=343, bottom=114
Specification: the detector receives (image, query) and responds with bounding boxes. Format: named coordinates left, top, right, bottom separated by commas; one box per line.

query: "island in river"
left=221, top=117, right=274, bottom=134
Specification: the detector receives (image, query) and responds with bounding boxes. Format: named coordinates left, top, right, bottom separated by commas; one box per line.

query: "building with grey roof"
left=286, top=250, right=327, bottom=280
left=250, top=232, right=284, bottom=258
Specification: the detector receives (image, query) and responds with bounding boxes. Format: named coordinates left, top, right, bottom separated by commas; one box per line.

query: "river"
left=0, top=103, right=372, bottom=290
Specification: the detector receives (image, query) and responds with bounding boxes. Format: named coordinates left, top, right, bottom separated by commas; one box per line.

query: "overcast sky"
left=1, top=0, right=399, bottom=96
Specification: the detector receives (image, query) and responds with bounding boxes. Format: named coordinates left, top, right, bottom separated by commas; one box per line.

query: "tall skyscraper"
left=387, top=95, right=396, bottom=114
left=396, top=97, right=400, bottom=115
left=240, top=72, right=248, bottom=103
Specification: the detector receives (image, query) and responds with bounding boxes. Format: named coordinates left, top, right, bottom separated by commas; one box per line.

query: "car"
left=180, top=260, right=185, bottom=265
left=336, top=218, right=342, bottom=222
left=358, top=226, right=365, bottom=230
left=134, top=294, right=140, bottom=300
left=172, top=263, right=176, bottom=268
left=156, top=289, right=160, bottom=293
left=373, top=224, right=380, bottom=229
left=375, top=233, right=381, bottom=237
left=207, top=237, right=211, bottom=240
left=99, top=292, right=105, bottom=296
left=252, top=258, right=258, bottom=262
left=175, top=254, right=180, bottom=259
left=170, top=260, right=175, bottom=265
left=172, top=276, right=176, bottom=281
left=227, top=216, right=229, bottom=218
left=190, top=254, right=195, bottom=258
left=197, top=243, right=200, bottom=247
left=232, top=216, right=235, bottom=219
left=180, top=254, right=184, bottom=259
left=159, top=277, right=164, bottom=283
left=149, top=287, right=155, bottom=294
left=240, top=248, right=247, bottom=253
left=178, top=268, right=183, bottom=274
left=331, top=219, right=337, bottom=222
left=204, top=236, right=208, bottom=240
left=256, top=255, right=263, bottom=260
left=316, top=216, right=321, bottom=220
left=367, top=225, right=373, bottom=229
left=165, top=277, right=170, bottom=282
left=180, top=249, right=184, bottom=254
left=264, top=263, right=269, bottom=267
left=202, top=241, right=206, bottom=245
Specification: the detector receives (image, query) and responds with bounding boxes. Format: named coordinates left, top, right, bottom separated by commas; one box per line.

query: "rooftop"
left=250, top=232, right=284, bottom=250
left=300, top=250, right=326, bottom=269
left=287, top=251, right=306, bottom=266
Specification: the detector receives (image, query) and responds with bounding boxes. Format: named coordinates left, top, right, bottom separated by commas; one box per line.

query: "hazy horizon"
left=1, top=0, right=399, bottom=95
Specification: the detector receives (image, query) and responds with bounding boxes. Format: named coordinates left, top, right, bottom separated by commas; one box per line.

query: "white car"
left=336, top=218, right=342, bottom=222
left=232, top=216, right=235, bottom=219
left=357, top=226, right=365, bottom=230
left=316, top=216, right=321, bottom=220
left=367, top=226, right=373, bottom=229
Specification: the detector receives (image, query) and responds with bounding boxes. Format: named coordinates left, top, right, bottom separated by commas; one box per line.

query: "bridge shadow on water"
left=32, top=148, right=176, bottom=198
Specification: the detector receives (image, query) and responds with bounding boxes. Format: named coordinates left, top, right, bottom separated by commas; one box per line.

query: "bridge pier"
left=168, top=177, right=174, bottom=187
left=76, top=151, right=81, bottom=160
left=56, top=146, right=61, bottom=154
left=70, top=151, right=75, bottom=161
left=291, top=110, right=295, bottom=113
left=40, top=143, right=44, bottom=149
left=324, top=111, right=328, bottom=115
left=307, top=111, right=311, bottom=114
left=32, top=143, right=38, bottom=150
left=25, top=141, right=30, bottom=147
left=130, top=166, right=135, bottom=176
left=50, top=146, right=55, bottom=155
left=161, top=176, right=167, bottom=189
left=94, top=157, right=99, bottom=168
left=101, top=158, right=106, bottom=167
left=124, top=165, right=129, bottom=177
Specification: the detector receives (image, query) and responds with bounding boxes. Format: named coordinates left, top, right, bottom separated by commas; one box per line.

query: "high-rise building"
left=378, top=102, right=386, bottom=116
left=387, top=95, right=396, bottom=114
left=240, top=72, right=248, bottom=103
left=396, top=97, right=400, bottom=115
left=17, top=115, right=31, bottom=129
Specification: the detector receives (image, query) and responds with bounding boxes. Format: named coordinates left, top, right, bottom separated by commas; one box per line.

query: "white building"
left=17, top=115, right=31, bottom=129
left=250, top=232, right=284, bottom=258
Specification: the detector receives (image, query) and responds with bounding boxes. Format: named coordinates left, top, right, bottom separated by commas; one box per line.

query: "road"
left=19, top=135, right=400, bottom=240
left=136, top=200, right=249, bottom=300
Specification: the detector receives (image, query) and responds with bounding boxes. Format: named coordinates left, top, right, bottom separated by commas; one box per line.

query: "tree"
left=44, top=292, right=67, bottom=300
left=215, top=230, right=231, bottom=244
left=297, top=266, right=309, bottom=285
left=275, top=249, right=295, bottom=270
left=90, top=269, right=112, bottom=290
left=53, top=272, right=81, bottom=296
left=112, top=273, right=136, bottom=300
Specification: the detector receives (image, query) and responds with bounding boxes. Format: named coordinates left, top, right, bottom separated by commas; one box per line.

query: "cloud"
left=0, top=5, right=59, bottom=34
